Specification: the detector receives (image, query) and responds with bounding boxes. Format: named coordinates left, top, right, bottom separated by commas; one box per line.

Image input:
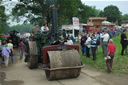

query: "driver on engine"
left=41, top=24, right=49, bottom=33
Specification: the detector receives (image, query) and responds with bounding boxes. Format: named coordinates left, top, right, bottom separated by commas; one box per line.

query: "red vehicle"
left=0, top=34, right=10, bottom=41
left=85, top=25, right=101, bottom=33
left=0, top=35, right=10, bottom=38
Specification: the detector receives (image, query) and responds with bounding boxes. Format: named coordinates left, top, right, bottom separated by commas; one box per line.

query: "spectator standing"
left=8, top=40, right=14, bottom=64
left=0, top=40, right=2, bottom=65
left=91, top=34, right=97, bottom=61
left=19, top=39, right=25, bottom=60
left=100, top=31, right=104, bottom=45
left=2, top=41, right=11, bottom=67
left=32, top=24, right=40, bottom=35
left=95, top=32, right=100, bottom=40
left=0, top=40, right=1, bottom=46
left=80, top=34, right=87, bottom=55
left=84, top=34, right=91, bottom=58
left=41, top=24, right=49, bottom=33
left=95, top=32, right=100, bottom=46
left=101, top=30, right=110, bottom=57
left=71, top=35, right=75, bottom=43
left=105, top=39, right=116, bottom=72
left=120, top=29, right=128, bottom=56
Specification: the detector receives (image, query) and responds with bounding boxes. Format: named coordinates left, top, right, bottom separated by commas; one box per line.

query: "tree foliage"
left=57, top=0, right=82, bottom=26
left=12, top=0, right=83, bottom=26
left=102, top=5, right=122, bottom=24
left=12, top=0, right=50, bottom=26
left=98, top=11, right=104, bottom=17
left=12, top=0, right=100, bottom=27
left=4, top=24, right=33, bottom=34
left=122, top=14, right=128, bottom=20
left=78, top=4, right=100, bottom=23
left=0, top=1, right=7, bottom=33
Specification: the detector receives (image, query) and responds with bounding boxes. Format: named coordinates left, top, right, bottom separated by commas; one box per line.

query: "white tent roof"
left=124, top=24, right=128, bottom=27
left=102, top=21, right=111, bottom=25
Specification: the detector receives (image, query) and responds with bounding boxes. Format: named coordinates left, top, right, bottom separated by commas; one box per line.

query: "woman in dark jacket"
left=120, top=29, right=128, bottom=56
left=80, top=34, right=87, bottom=55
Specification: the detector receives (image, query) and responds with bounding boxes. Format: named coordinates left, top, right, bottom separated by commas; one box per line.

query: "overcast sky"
left=81, top=0, right=128, bottom=15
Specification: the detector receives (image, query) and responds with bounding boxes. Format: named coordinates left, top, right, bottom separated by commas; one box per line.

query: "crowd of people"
left=80, top=28, right=124, bottom=72
left=0, top=24, right=127, bottom=73
left=80, top=27, right=128, bottom=72
left=0, top=39, right=25, bottom=68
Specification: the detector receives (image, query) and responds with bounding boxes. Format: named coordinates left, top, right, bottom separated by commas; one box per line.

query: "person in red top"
left=105, top=39, right=116, bottom=73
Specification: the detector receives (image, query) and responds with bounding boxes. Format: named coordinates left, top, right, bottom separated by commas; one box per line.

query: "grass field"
left=81, top=35, right=128, bottom=76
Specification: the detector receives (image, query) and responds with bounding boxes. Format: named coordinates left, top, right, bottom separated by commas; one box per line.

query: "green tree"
left=57, top=0, right=100, bottom=25
left=57, top=0, right=82, bottom=26
left=121, top=14, right=128, bottom=24
left=103, top=5, right=122, bottom=25
left=122, top=14, right=128, bottom=20
left=77, top=4, right=100, bottom=23
left=12, top=0, right=83, bottom=27
left=12, top=0, right=51, bottom=26
left=0, top=0, right=7, bottom=33
left=4, top=24, right=33, bottom=33
left=98, top=10, right=104, bottom=17
left=11, top=0, right=101, bottom=27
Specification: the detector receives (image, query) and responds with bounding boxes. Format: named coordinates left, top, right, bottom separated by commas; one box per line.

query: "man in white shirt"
left=101, top=30, right=110, bottom=57
left=41, top=24, right=49, bottom=32
left=64, top=37, right=73, bottom=45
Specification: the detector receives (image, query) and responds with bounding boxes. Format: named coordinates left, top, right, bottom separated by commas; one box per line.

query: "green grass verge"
left=81, top=35, right=128, bottom=75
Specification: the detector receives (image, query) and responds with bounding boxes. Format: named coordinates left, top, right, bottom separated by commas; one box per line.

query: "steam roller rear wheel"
left=45, top=49, right=82, bottom=80
left=28, top=41, right=38, bottom=69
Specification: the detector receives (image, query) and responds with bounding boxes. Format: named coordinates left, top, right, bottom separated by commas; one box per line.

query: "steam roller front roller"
left=27, top=41, right=38, bottom=69
left=44, top=49, right=83, bottom=80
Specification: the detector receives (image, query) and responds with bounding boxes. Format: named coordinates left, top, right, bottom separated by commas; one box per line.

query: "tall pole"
left=51, top=6, right=58, bottom=39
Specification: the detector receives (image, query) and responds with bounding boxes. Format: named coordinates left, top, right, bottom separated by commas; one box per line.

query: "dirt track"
left=0, top=52, right=128, bottom=85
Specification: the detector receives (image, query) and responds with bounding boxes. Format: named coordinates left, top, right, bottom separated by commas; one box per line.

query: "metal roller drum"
left=44, top=49, right=83, bottom=80
left=28, top=41, right=38, bottom=69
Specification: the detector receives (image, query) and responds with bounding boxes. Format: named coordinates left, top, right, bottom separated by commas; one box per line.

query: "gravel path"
left=0, top=50, right=128, bottom=85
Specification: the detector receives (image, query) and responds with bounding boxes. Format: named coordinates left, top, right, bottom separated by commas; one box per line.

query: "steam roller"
left=25, top=40, right=83, bottom=80
left=24, top=4, right=83, bottom=80
left=43, top=45, right=83, bottom=80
